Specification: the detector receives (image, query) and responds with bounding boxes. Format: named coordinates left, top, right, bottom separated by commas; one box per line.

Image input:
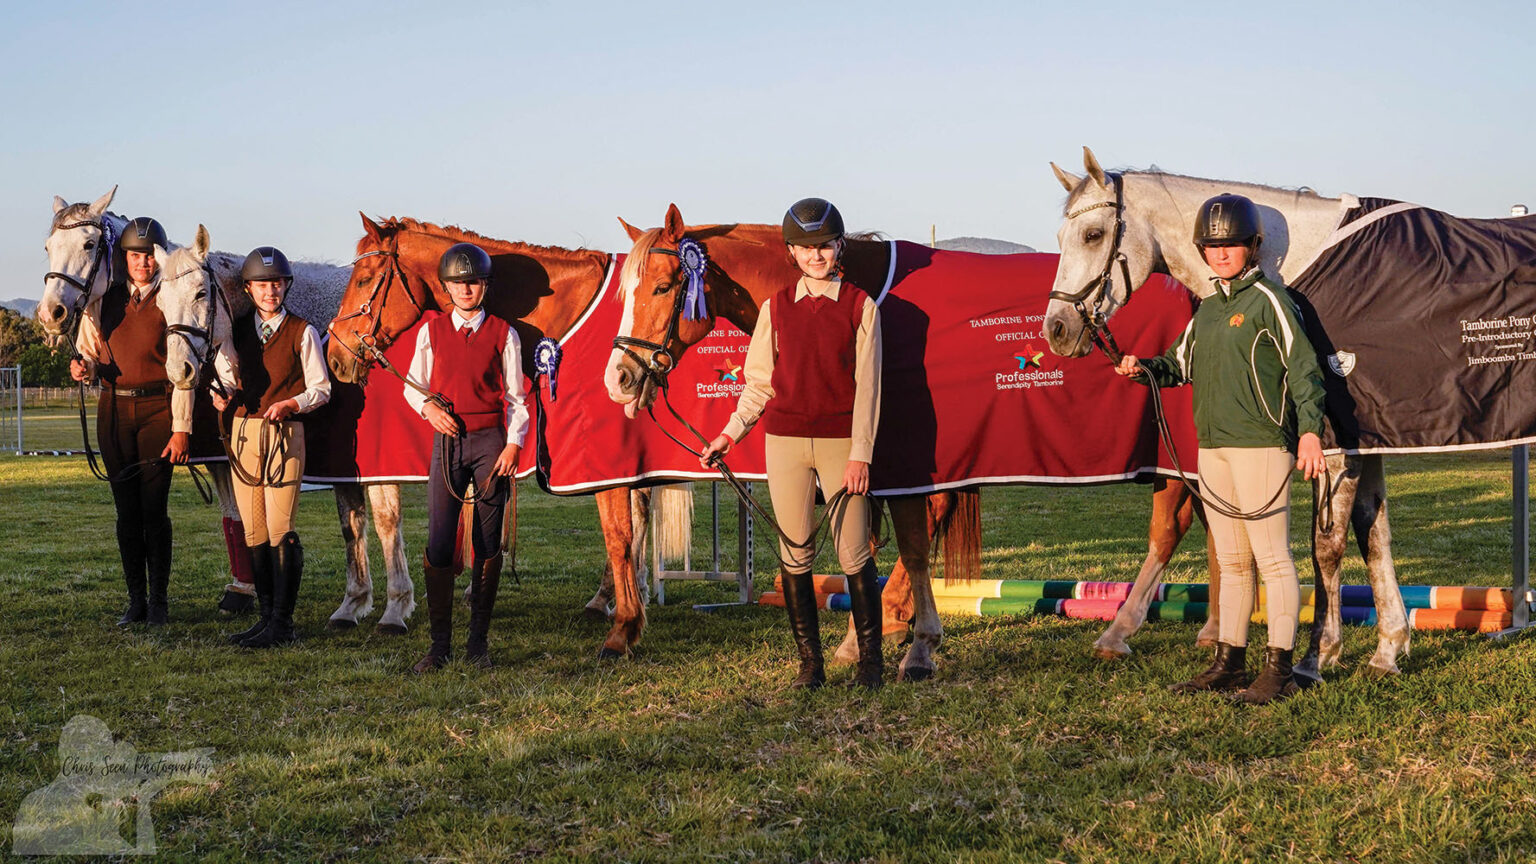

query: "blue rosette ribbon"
left=101, top=218, right=119, bottom=287
left=677, top=237, right=709, bottom=321
left=534, top=337, right=562, bottom=402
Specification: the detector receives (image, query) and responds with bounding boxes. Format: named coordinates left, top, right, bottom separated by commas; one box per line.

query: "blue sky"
left=7, top=0, right=1533, bottom=300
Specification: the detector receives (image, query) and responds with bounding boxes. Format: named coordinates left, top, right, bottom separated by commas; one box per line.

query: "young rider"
left=700, top=198, right=885, bottom=689
left=214, top=247, right=331, bottom=648
left=405, top=242, right=528, bottom=673
left=70, top=217, right=187, bottom=626
left=1115, top=193, right=1328, bottom=705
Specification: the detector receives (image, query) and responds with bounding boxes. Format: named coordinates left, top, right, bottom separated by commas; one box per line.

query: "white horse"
left=1042, top=148, right=1411, bottom=680
left=145, top=223, right=419, bottom=633
left=41, top=189, right=124, bottom=347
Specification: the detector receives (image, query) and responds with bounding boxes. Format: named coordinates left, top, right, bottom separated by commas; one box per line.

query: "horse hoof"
left=1195, top=635, right=1218, bottom=649
left=581, top=607, right=611, bottom=623
left=1092, top=645, right=1130, bottom=661
left=897, top=666, right=933, bottom=683
left=376, top=622, right=408, bottom=636
left=1292, top=665, right=1324, bottom=689
left=327, top=618, right=358, bottom=631
left=597, top=646, right=627, bottom=660
left=1362, top=661, right=1400, bottom=679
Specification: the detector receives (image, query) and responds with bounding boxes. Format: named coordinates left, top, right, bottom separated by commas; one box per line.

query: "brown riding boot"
left=412, top=561, right=457, bottom=674
left=1169, top=642, right=1248, bottom=694
left=845, top=559, right=884, bottom=690
left=465, top=555, right=503, bottom=669
left=780, top=569, right=825, bottom=689
left=1233, top=646, right=1301, bottom=705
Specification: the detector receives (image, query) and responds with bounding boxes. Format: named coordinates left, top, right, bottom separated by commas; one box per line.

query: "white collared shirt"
left=403, top=307, right=530, bottom=446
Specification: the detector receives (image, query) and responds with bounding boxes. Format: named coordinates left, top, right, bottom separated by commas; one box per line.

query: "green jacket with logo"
left=1139, top=268, right=1327, bottom=451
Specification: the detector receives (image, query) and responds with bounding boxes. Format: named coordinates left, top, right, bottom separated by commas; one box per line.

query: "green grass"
left=2, top=452, right=1536, bottom=862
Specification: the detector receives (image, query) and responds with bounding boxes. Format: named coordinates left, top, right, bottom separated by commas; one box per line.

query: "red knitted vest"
left=427, top=310, right=511, bottom=432
left=762, top=280, right=867, bottom=438
left=98, top=282, right=169, bottom=388
left=233, top=313, right=310, bottom=420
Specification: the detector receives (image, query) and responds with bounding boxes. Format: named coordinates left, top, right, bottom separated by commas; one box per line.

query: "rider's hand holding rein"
left=843, top=459, right=870, bottom=495
left=700, top=433, right=734, bottom=468
left=423, top=401, right=461, bottom=437
left=1114, top=354, right=1145, bottom=378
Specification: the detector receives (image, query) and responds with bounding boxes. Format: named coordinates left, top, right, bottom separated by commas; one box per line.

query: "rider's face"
left=447, top=278, right=488, bottom=312
left=789, top=240, right=841, bottom=281
left=247, top=279, right=288, bottom=317
left=125, top=250, right=158, bottom=286
left=1202, top=244, right=1249, bottom=281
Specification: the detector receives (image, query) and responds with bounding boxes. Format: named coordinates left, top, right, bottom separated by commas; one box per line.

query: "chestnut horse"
left=326, top=215, right=675, bottom=657
left=605, top=206, right=1226, bottom=673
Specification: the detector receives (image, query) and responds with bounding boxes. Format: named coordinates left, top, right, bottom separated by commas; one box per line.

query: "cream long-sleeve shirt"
left=402, top=308, right=530, bottom=446
left=721, top=277, right=882, bottom=463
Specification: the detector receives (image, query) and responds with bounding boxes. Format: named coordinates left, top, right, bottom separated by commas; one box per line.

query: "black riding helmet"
left=1192, top=193, right=1263, bottom=251
left=241, top=246, right=294, bottom=284
left=118, top=217, right=168, bottom=253
left=782, top=197, right=845, bottom=246
left=438, top=242, right=493, bottom=283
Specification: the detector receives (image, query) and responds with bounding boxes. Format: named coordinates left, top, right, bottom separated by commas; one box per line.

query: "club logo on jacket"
left=1327, top=351, right=1356, bottom=377
left=1229, top=313, right=1245, bottom=328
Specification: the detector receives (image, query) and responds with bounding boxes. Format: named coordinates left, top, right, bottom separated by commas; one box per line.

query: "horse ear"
left=1082, top=147, right=1109, bottom=189
left=360, top=212, right=382, bottom=241
left=88, top=186, right=117, bottom=217
left=617, top=217, right=644, bottom=242
left=1051, top=162, right=1082, bottom=193
left=52, top=195, right=68, bottom=214
left=194, top=224, right=211, bottom=260
left=153, top=244, right=170, bottom=270
left=662, top=203, right=685, bottom=241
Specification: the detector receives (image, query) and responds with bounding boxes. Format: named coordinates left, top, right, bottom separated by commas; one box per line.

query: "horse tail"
left=939, top=489, right=981, bottom=584
left=652, top=482, right=695, bottom=562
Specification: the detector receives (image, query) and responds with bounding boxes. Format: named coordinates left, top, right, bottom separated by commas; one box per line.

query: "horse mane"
left=1064, top=167, right=1325, bottom=213
left=363, top=216, right=609, bottom=266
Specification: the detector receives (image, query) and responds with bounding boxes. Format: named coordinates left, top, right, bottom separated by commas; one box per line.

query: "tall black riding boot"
left=845, top=559, right=884, bottom=690
left=1170, top=642, right=1249, bottom=694
left=465, top=554, right=503, bottom=668
left=145, top=519, right=172, bottom=626
left=115, top=522, right=148, bottom=626
left=245, top=534, right=301, bottom=648
left=412, top=560, right=457, bottom=674
left=1234, top=646, right=1301, bottom=705
left=780, top=569, right=825, bottom=689
left=229, top=543, right=274, bottom=645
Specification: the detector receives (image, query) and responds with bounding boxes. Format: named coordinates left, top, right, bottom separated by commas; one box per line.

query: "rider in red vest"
left=404, top=243, right=529, bottom=673
left=701, top=198, right=885, bottom=689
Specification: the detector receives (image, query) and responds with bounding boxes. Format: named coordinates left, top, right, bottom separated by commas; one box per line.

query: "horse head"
left=1044, top=147, right=1160, bottom=358
left=153, top=225, right=225, bottom=391
left=606, top=203, right=721, bottom=419
left=41, top=187, right=121, bottom=347
left=327, top=213, right=433, bottom=384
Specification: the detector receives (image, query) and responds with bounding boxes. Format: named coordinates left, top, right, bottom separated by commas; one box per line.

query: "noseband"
left=327, top=245, right=423, bottom=373
left=1047, top=172, right=1133, bottom=362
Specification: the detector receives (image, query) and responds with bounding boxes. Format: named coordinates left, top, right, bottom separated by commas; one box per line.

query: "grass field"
left=3, top=452, right=1536, bottom=862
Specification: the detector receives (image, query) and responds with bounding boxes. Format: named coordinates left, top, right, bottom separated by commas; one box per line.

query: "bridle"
left=161, top=259, right=227, bottom=395
left=326, top=242, right=424, bottom=377
left=1047, top=172, right=1133, bottom=364
left=610, top=242, right=695, bottom=395
left=44, top=215, right=113, bottom=345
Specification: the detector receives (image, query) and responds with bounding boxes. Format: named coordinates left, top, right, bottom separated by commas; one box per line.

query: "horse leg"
left=835, top=497, right=921, bottom=666
left=585, top=563, right=617, bottom=621
left=1093, top=478, right=1192, bottom=659
left=369, top=483, right=414, bottom=634
left=327, top=481, right=374, bottom=629
left=630, top=487, right=653, bottom=607
left=1296, top=454, right=1351, bottom=681
left=209, top=463, right=256, bottom=615
left=890, top=496, right=941, bottom=682
left=1355, top=454, right=1409, bottom=677
left=596, top=486, right=645, bottom=658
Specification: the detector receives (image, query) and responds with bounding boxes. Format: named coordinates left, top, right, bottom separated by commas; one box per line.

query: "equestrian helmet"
left=118, top=217, right=168, bottom=253
left=438, top=242, right=493, bottom=283
left=240, top=246, right=294, bottom=284
left=1192, top=194, right=1263, bottom=249
left=782, top=197, right=845, bottom=246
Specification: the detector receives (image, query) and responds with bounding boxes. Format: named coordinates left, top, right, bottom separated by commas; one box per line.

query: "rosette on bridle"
left=533, top=337, right=562, bottom=401
left=676, top=237, right=708, bottom=321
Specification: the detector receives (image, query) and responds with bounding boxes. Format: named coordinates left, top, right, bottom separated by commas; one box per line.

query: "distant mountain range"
left=2, top=298, right=37, bottom=317
left=934, top=237, right=1038, bottom=255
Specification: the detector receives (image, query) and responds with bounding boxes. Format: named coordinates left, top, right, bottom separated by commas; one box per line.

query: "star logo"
left=1014, top=345, right=1045, bottom=370
left=713, top=358, right=742, bottom=382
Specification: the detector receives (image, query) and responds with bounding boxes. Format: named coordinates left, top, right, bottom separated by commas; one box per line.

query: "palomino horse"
left=117, top=218, right=420, bottom=633
left=604, top=205, right=1005, bottom=681
left=326, top=215, right=687, bottom=658
left=1043, top=147, right=1412, bottom=679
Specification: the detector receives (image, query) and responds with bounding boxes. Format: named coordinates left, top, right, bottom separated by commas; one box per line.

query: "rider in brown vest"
left=212, top=247, right=332, bottom=648
left=701, top=198, right=885, bottom=689
left=70, top=217, right=187, bottom=626
left=404, top=243, right=529, bottom=673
